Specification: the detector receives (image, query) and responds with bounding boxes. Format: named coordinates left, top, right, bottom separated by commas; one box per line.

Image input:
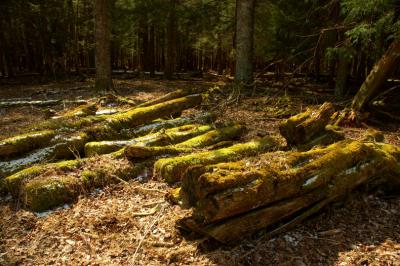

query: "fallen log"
left=154, top=136, right=279, bottom=184
left=6, top=155, right=150, bottom=212
left=0, top=132, right=90, bottom=178
left=136, top=88, right=204, bottom=108
left=35, top=94, right=202, bottom=131
left=279, top=102, right=337, bottom=146
left=0, top=130, right=56, bottom=158
left=124, top=124, right=245, bottom=159
left=177, top=140, right=400, bottom=243
left=0, top=99, right=87, bottom=108
left=84, top=124, right=213, bottom=157
left=85, top=112, right=213, bottom=141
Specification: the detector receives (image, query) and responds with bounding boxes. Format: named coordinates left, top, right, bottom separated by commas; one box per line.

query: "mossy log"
left=178, top=140, right=400, bottom=243
left=0, top=133, right=90, bottom=178
left=0, top=99, right=87, bottom=108
left=84, top=124, right=213, bottom=157
left=85, top=112, right=213, bottom=141
left=136, top=88, right=204, bottom=108
left=36, top=94, right=202, bottom=131
left=4, top=152, right=150, bottom=211
left=0, top=130, right=56, bottom=158
left=279, top=102, right=337, bottom=146
left=124, top=124, right=245, bottom=159
left=154, top=136, right=279, bottom=184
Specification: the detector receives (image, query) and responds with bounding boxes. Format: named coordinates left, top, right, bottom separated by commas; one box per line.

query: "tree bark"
left=95, top=0, right=113, bottom=91
left=352, top=40, right=400, bottom=111
left=235, top=0, right=255, bottom=85
left=164, top=0, right=178, bottom=79
left=154, top=136, right=279, bottom=183
left=178, top=140, right=400, bottom=243
left=279, top=102, right=338, bottom=146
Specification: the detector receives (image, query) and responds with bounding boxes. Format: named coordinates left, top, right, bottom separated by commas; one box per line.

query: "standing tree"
left=95, top=0, right=113, bottom=91
left=164, top=0, right=178, bottom=79
left=235, top=0, right=255, bottom=85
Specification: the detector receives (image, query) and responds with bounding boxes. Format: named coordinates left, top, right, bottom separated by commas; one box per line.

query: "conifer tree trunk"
left=352, top=40, right=400, bottom=111
left=235, top=0, right=255, bottom=85
left=95, top=0, right=112, bottom=91
left=165, top=0, right=178, bottom=79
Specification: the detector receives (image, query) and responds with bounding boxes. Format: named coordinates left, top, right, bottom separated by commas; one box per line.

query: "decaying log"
left=0, top=99, right=87, bottom=108
left=35, top=94, right=202, bottom=131
left=124, top=124, right=245, bottom=159
left=0, top=130, right=56, bottom=158
left=136, top=88, right=204, bottom=108
left=4, top=154, right=150, bottom=211
left=0, top=133, right=90, bottom=178
left=177, top=140, right=400, bottom=243
left=352, top=40, right=400, bottom=112
left=154, top=136, right=279, bottom=183
left=84, top=112, right=213, bottom=143
left=279, top=102, right=339, bottom=146
left=84, top=124, right=213, bottom=157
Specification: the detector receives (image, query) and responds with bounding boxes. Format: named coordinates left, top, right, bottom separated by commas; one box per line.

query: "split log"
left=124, top=124, right=245, bottom=159
left=0, top=133, right=90, bottom=178
left=85, top=112, right=213, bottom=141
left=154, top=136, right=279, bottom=184
left=178, top=140, right=400, bottom=243
left=84, top=124, right=213, bottom=157
left=279, top=102, right=338, bottom=146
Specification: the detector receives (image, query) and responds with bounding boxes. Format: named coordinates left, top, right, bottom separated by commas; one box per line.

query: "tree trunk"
left=164, top=0, right=178, bottom=79
left=95, top=0, right=113, bottom=91
left=351, top=40, right=400, bottom=111
left=235, top=0, right=255, bottom=85
left=335, top=49, right=351, bottom=97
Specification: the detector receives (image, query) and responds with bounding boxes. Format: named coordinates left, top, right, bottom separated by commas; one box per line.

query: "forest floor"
left=0, top=77, right=400, bottom=265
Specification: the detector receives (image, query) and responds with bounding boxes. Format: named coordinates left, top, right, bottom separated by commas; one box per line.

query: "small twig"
left=131, top=204, right=166, bottom=264
left=131, top=204, right=162, bottom=217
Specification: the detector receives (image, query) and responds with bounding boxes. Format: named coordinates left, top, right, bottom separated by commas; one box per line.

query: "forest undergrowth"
left=0, top=78, right=399, bottom=265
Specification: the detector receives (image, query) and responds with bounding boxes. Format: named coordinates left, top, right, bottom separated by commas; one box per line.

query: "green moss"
left=0, top=130, right=56, bottom=158
left=154, top=136, right=279, bottom=184
left=85, top=124, right=213, bottom=157
left=176, top=124, right=245, bottom=148
left=5, top=159, right=81, bottom=196
left=105, top=94, right=202, bottom=130
left=23, top=176, right=81, bottom=212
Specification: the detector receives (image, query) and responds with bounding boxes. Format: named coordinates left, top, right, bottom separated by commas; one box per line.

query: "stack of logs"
left=163, top=102, right=400, bottom=243
left=1, top=90, right=399, bottom=244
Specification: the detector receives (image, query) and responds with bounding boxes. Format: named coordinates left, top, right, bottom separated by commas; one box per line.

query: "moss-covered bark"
left=177, top=140, right=400, bottom=243
left=0, top=133, right=90, bottom=178
left=124, top=124, right=245, bottom=159
left=83, top=112, right=213, bottom=141
left=36, top=94, right=202, bottom=131
left=0, top=130, right=56, bottom=158
left=84, top=124, right=213, bottom=157
left=5, top=152, right=151, bottom=211
left=136, top=88, right=204, bottom=108
left=103, top=94, right=203, bottom=130
left=352, top=40, right=400, bottom=112
left=279, top=102, right=337, bottom=146
left=154, top=136, right=279, bottom=184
